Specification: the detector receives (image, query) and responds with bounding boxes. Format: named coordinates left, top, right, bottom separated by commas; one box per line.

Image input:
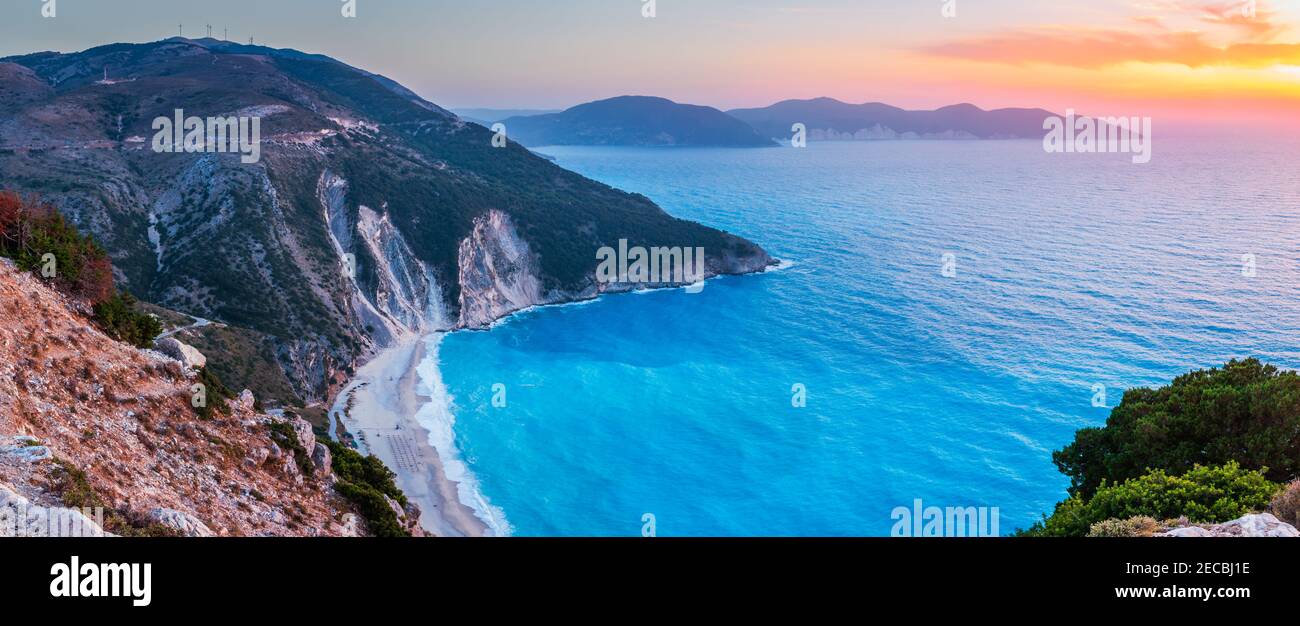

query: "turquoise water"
left=432, top=139, right=1300, bottom=536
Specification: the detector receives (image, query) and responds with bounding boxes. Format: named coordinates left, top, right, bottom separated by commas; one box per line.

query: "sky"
left=3, top=0, right=1300, bottom=127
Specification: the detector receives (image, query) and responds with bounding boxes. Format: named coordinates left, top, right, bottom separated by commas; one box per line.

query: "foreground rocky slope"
left=0, top=39, right=774, bottom=405
left=0, top=258, right=371, bottom=536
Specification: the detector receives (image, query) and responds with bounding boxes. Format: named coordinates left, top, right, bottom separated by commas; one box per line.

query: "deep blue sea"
left=426, top=138, right=1300, bottom=536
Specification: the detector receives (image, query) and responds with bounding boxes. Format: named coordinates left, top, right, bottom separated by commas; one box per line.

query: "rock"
left=289, top=417, right=315, bottom=457
left=231, top=389, right=256, bottom=413
left=384, top=494, right=405, bottom=520
left=147, top=508, right=215, bottom=537
left=1216, top=513, right=1300, bottom=537
left=153, top=337, right=207, bottom=370
left=250, top=447, right=270, bottom=466
left=333, top=513, right=361, bottom=537
left=266, top=441, right=282, bottom=462
left=0, top=436, right=52, bottom=463
left=1163, top=526, right=1214, bottom=537
left=403, top=501, right=427, bottom=537
left=312, top=442, right=332, bottom=477
left=1160, top=513, right=1299, bottom=538
left=0, top=484, right=111, bottom=537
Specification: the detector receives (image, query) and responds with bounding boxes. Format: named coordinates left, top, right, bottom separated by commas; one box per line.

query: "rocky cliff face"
left=0, top=38, right=774, bottom=405
left=0, top=259, right=355, bottom=536
left=457, top=210, right=545, bottom=328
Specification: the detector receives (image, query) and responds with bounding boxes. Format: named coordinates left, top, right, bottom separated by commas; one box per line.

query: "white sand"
left=335, top=337, right=487, bottom=537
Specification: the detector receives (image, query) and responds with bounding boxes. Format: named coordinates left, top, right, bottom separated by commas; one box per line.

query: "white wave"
left=412, top=333, right=513, bottom=536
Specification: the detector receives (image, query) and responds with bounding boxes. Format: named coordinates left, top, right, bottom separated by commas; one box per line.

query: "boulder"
left=147, top=508, right=215, bottom=537
left=249, top=447, right=270, bottom=466
left=0, top=436, right=51, bottom=463
left=290, top=417, right=315, bottom=456
left=1163, top=526, right=1214, bottom=537
left=266, top=441, right=283, bottom=461
left=1, top=484, right=111, bottom=537
left=154, top=337, right=207, bottom=370
left=312, top=442, right=332, bottom=477
left=1160, top=513, right=1299, bottom=538
left=1215, top=513, right=1300, bottom=537
left=231, top=389, right=256, bottom=413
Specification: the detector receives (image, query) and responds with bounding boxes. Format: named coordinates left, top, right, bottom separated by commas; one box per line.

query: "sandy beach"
left=332, top=336, right=488, bottom=537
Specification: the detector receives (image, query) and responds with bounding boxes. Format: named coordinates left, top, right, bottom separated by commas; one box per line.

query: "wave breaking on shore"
left=413, top=334, right=513, bottom=536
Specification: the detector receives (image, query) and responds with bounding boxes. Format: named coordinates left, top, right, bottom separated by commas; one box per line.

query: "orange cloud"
left=924, top=27, right=1300, bottom=69
left=925, top=1, right=1298, bottom=69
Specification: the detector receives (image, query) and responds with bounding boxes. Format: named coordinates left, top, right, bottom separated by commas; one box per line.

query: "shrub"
left=1087, top=516, right=1160, bottom=538
left=324, top=439, right=409, bottom=536
left=92, top=292, right=163, bottom=349
left=1270, top=480, right=1300, bottom=527
left=1028, top=462, right=1280, bottom=537
left=192, top=366, right=234, bottom=420
left=1053, top=359, right=1300, bottom=498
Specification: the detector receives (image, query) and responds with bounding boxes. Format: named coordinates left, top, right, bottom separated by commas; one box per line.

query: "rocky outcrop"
left=356, top=205, right=451, bottom=334
left=154, top=337, right=207, bottom=370
left=290, top=417, right=316, bottom=456
left=232, top=389, right=256, bottom=413
left=0, top=483, right=111, bottom=537
left=312, top=443, right=332, bottom=477
left=457, top=210, right=544, bottom=328
left=0, top=260, right=353, bottom=536
left=381, top=494, right=427, bottom=537
left=147, top=507, right=215, bottom=537
left=1160, top=513, right=1300, bottom=538
left=0, top=435, right=51, bottom=463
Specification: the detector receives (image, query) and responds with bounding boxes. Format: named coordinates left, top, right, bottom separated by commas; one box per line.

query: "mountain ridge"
left=0, top=39, right=775, bottom=405
left=727, top=97, right=1056, bottom=141
left=500, top=95, right=777, bottom=147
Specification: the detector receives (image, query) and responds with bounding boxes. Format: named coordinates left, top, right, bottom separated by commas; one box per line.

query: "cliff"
left=0, top=258, right=358, bottom=536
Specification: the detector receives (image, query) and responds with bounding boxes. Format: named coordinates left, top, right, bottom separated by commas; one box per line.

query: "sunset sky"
left=4, top=0, right=1300, bottom=127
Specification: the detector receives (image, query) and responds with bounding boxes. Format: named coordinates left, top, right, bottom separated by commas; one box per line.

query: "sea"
left=414, top=137, right=1300, bottom=536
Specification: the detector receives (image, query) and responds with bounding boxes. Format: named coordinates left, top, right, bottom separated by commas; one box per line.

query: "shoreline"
left=327, top=260, right=788, bottom=536
left=333, top=336, right=488, bottom=537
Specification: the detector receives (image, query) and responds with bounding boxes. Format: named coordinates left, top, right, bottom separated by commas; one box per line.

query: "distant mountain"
left=0, top=40, right=773, bottom=404
left=727, top=97, right=1055, bottom=141
left=501, top=96, right=776, bottom=147
left=454, top=108, right=562, bottom=126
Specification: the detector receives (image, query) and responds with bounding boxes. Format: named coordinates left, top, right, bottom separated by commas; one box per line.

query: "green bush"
left=1054, top=359, right=1300, bottom=498
left=92, top=292, right=163, bottom=349
left=324, top=439, right=409, bottom=536
left=1027, top=462, right=1280, bottom=537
